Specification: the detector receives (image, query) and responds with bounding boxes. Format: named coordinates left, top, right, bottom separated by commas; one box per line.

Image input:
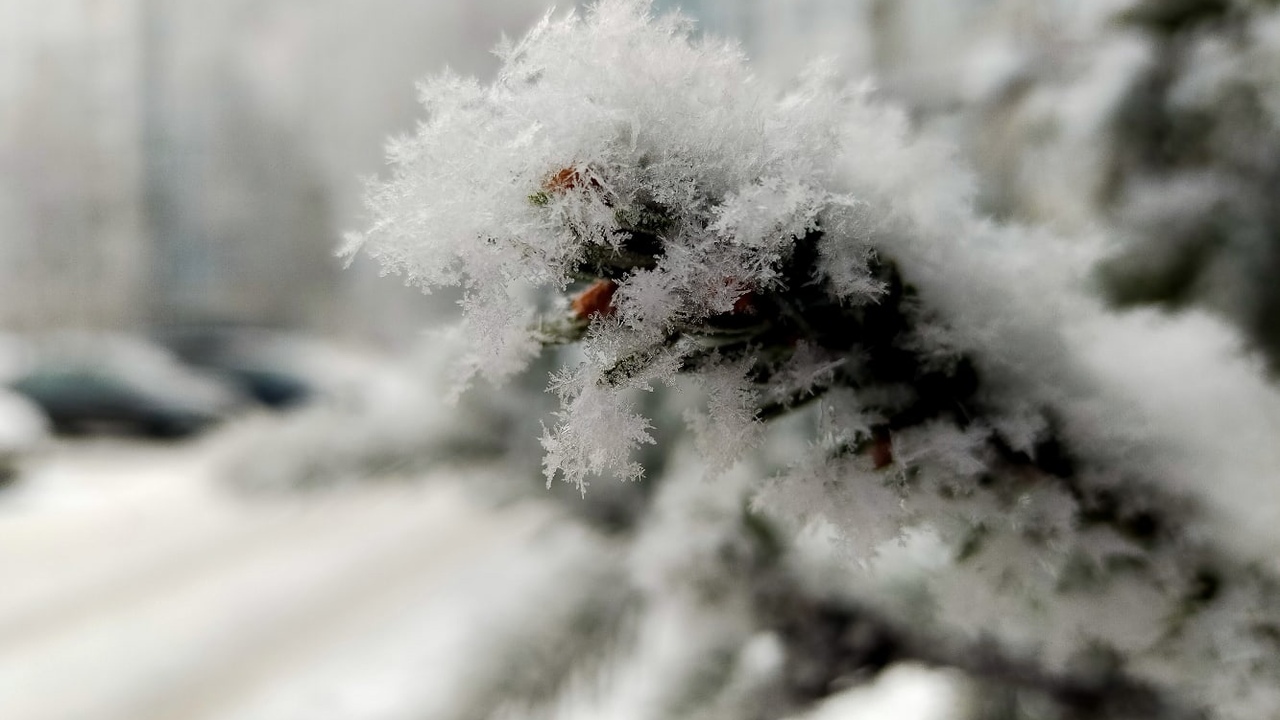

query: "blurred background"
left=3, top=0, right=1278, bottom=718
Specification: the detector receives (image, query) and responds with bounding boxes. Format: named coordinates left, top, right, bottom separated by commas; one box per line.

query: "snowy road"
left=0, top=439, right=591, bottom=720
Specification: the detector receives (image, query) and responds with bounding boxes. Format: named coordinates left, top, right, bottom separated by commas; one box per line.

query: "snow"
left=0, top=439, right=602, bottom=720
left=787, top=664, right=963, bottom=720
left=0, top=390, right=47, bottom=458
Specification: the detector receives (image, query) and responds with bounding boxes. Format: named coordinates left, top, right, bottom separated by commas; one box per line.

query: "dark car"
left=158, top=325, right=316, bottom=410
left=7, top=336, right=242, bottom=439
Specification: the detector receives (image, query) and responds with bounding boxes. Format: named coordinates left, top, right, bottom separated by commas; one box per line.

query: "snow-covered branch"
left=349, top=2, right=1280, bottom=717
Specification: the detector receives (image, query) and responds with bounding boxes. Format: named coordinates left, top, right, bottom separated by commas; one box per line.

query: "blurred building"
left=0, top=0, right=547, bottom=345
left=0, top=0, right=148, bottom=332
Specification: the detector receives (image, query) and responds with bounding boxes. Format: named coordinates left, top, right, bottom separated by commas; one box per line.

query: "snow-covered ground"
left=0, top=438, right=595, bottom=720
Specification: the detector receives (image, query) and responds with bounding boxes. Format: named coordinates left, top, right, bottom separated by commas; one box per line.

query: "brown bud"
left=721, top=277, right=756, bottom=315
left=572, top=279, right=618, bottom=320
left=869, top=428, right=894, bottom=469
left=544, top=166, right=601, bottom=194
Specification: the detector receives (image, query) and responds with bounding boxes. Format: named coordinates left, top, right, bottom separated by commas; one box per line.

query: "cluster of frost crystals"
left=349, top=0, right=886, bottom=490
left=539, top=320, right=682, bottom=493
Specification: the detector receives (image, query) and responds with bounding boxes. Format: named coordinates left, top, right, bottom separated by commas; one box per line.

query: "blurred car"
left=6, top=334, right=243, bottom=439
left=158, top=325, right=318, bottom=409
